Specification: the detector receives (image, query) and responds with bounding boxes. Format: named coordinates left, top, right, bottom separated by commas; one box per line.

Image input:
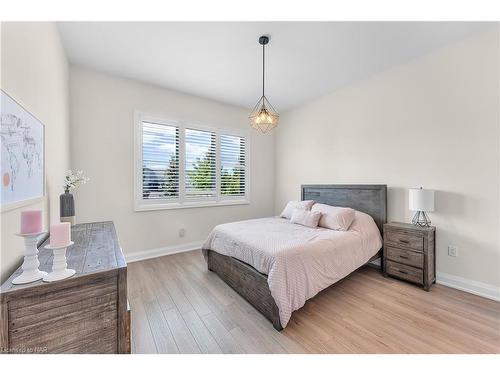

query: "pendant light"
left=249, top=35, right=279, bottom=133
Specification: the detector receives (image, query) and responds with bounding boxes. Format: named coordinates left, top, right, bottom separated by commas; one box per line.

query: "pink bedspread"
left=202, top=211, right=382, bottom=328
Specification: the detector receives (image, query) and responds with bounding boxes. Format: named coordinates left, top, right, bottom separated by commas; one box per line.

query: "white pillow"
left=280, top=200, right=315, bottom=219
left=311, top=203, right=355, bottom=231
left=290, top=208, right=321, bottom=228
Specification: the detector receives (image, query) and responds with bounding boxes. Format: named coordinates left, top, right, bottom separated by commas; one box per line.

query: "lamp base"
left=412, top=211, right=431, bottom=227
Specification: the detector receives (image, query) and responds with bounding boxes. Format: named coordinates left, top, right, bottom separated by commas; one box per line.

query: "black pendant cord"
left=262, top=42, right=265, bottom=98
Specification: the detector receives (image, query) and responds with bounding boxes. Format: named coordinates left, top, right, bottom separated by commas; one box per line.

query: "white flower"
left=63, top=170, right=89, bottom=192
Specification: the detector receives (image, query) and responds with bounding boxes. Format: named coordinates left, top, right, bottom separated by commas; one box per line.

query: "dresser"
left=0, top=222, right=130, bottom=354
left=383, top=222, right=436, bottom=291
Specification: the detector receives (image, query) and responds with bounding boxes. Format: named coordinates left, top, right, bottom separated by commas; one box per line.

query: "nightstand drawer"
left=386, top=246, right=423, bottom=268
left=386, top=231, right=423, bottom=251
left=386, top=260, right=423, bottom=284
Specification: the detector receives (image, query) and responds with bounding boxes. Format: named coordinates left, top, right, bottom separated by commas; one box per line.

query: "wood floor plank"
left=313, top=280, right=463, bottom=353
left=336, top=271, right=500, bottom=352
left=150, top=259, right=194, bottom=314
left=129, top=297, right=157, bottom=354
left=180, top=264, right=239, bottom=331
left=339, top=282, right=498, bottom=352
left=357, top=270, right=500, bottom=329
left=230, top=326, right=267, bottom=354
left=166, top=256, right=213, bottom=316
left=201, top=312, right=245, bottom=354
left=225, top=302, right=287, bottom=353
left=128, top=250, right=500, bottom=354
left=241, top=307, right=309, bottom=353
left=162, top=308, right=201, bottom=353
left=133, top=262, right=161, bottom=304
left=156, top=288, right=177, bottom=313
left=143, top=300, right=178, bottom=353
left=127, top=263, right=145, bottom=301
left=182, top=310, right=222, bottom=354
left=184, top=263, right=235, bottom=307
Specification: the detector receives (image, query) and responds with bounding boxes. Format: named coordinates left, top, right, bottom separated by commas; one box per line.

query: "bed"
left=202, top=184, right=387, bottom=331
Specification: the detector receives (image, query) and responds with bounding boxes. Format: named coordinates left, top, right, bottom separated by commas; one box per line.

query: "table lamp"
left=409, top=187, right=435, bottom=227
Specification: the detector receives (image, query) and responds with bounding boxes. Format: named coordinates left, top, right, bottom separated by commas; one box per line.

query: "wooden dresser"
left=383, top=222, right=436, bottom=291
left=0, top=222, right=130, bottom=354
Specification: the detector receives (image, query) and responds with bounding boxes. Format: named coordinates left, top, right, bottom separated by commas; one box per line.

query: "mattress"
left=202, top=210, right=382, bottom=328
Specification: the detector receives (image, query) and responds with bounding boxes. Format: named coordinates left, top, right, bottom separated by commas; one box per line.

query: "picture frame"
left=1, top=90, right=45, bottom=212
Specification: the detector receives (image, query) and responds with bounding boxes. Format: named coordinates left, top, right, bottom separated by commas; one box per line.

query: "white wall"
left=275, top=29, right=500, bottom=293
left=0, top=22, right=69, bottom=282
left=69, top=67, right=275, bottom=259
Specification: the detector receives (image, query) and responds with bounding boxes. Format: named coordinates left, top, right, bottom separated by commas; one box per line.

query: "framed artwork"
left=1, top=90, right=45, bottom=211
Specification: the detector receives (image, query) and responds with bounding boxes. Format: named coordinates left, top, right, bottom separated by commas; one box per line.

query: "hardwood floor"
left=127, top=250, right=500, bottom=354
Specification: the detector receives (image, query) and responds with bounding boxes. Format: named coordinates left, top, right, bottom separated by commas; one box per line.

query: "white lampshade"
left=409, top=188, right=435, bottom=212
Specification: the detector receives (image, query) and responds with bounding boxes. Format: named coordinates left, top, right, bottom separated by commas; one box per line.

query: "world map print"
left=1, top=91, right=44, bottom=208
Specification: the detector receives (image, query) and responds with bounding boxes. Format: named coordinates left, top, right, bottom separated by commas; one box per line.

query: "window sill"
left=134, top=199, right=250, bottom=212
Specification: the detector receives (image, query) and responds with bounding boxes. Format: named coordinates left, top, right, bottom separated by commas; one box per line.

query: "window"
left=185, top=128, right=216, bottom=199
left=141, top=122, right=179, bottom=200
left=135, top=112, right=249, bottom=210
left=220, top=134, right=246, bottom=197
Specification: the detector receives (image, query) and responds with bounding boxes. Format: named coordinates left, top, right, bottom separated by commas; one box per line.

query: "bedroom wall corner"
left=0, top=22, right=70, bottom=283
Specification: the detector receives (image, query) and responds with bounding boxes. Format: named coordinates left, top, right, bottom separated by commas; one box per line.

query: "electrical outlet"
left=179, top=228, right=185, bottom=238
left=448, top=245, right=458, bottom=257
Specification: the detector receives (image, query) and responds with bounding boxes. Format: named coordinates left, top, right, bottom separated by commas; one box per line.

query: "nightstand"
left=383, top=222, right=436, bottom=291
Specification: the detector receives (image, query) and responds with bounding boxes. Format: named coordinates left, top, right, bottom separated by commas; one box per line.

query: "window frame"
left=134, top=111, right=250, bottom=211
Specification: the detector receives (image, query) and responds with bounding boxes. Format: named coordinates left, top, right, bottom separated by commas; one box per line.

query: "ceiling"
left=58, top=22, right=493, bottom=111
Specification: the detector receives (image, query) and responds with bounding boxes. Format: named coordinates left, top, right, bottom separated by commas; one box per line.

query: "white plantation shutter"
left=135, top=113, right=248, bottom=210
left=141, top=121, right=179, bottom=200
left=220, top=134, right=246, bottom=197
left=185, top=128, right=217, bottom=198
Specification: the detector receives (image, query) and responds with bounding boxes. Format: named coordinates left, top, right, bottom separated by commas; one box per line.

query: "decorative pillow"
left=290, top=208, right=321, bottom=228
left=280, top=200, right=315, bottom=219
left=311, top=203, right=356, bottom=231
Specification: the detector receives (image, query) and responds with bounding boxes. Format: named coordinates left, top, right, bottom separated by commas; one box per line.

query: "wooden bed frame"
left=206, top=184, right=387, bottom=331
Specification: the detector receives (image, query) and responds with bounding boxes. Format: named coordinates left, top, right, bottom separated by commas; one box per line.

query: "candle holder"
left=43, top=241, right=75, bottom=282
left=12, top=233, right=48, bottom=285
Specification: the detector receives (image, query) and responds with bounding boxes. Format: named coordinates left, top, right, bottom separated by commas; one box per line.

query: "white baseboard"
left=436, top=272, right=500, bottom=302
left=125, top=241, right=204, bottom=263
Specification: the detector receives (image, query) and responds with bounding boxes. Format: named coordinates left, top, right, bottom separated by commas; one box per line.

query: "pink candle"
left=50, top=222, right=71, bottom=247
left=20, top=210, right=42, bottom=234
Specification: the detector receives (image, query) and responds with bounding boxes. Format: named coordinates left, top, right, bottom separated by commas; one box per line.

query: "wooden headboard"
left=301, top=184, right=387, bottom=234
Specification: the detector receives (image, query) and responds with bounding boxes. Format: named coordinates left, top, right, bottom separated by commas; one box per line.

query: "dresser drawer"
left=386, top=260, right=423, bottom=284
left=386, top=246, right=423, bottom=268
left=8, top=276, right=118, bottom=353
left=386, top=231, right=423, bottom=251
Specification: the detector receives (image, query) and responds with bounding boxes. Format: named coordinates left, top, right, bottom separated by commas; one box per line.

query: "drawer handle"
left=399, top=239, right=409, bottom=244
left=398, top=270, right=408, bottom=274
left=399, top=255, right=408, bottom=259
